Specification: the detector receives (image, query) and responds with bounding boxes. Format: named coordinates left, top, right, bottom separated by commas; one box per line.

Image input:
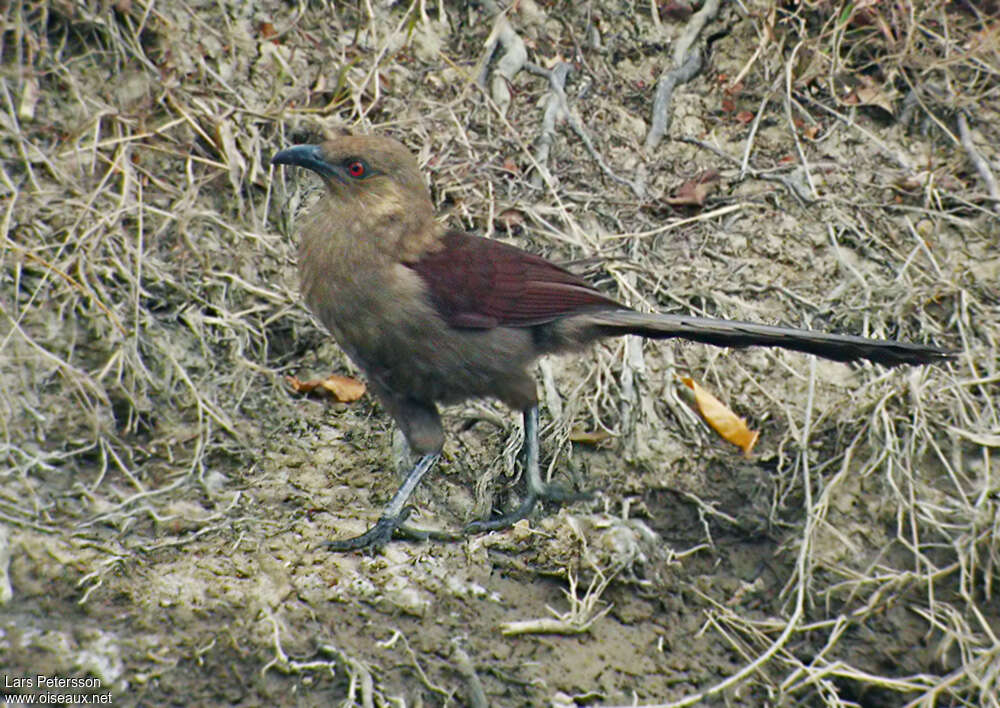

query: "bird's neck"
left=330, top=183, right=438, bottom=259
left=298, top=184, right=441, bottom=310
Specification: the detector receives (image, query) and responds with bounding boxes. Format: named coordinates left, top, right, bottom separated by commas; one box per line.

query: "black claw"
left=324, top=479, right=591, bottom=549
left=534, top=483, right=592, bottom=504
left=324, top=507, right=466, bottom=551
left=324, top=515, right=403, bottom=552
left=465, top=493, right=538, bottom=534
left=465, top=484, right=593, bottom=535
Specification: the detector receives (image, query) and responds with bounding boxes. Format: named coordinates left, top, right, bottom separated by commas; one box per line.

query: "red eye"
left=347, top=161, right=365, bottom=178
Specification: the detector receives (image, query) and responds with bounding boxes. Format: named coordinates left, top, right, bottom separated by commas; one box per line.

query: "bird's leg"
left=466, top=406, right=589, bottom=533
left=324, top=452, right=441, bottom=551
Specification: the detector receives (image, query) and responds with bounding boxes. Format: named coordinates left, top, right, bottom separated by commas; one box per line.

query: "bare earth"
left=2, top=1, right=998, bottom=706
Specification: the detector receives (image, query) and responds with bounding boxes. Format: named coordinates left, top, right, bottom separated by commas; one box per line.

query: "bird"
left=270, top=134, right=954, bottom=552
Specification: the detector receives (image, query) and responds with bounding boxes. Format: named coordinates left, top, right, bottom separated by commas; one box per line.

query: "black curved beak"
left=270, top=145, right=342, bottom=181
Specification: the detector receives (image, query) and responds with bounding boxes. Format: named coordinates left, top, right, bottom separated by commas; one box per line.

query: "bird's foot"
left=324, top=507, right=462, bottom=552
left=464, top=483, right=591, bottom=534
left=323, top=511, right=409, bottom=553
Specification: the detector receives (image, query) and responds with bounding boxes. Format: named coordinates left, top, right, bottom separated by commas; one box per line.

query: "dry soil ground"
left=2, top=1, right=999, bottom=706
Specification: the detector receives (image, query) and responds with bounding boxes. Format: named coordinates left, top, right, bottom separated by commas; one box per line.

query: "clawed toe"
left=323, top=512, right=409, bottom=552
left=465, top=484, right=591, bottom=535
left=323, top=506, right=466, bottom=551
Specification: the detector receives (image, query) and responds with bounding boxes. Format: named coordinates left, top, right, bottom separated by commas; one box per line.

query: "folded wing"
left=405, top=230, right=621, bottom=329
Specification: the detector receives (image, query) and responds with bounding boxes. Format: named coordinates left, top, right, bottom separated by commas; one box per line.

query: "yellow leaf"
left=569, top=428, right=613, bottom=445
left=680, top=378, right=759, bottom=456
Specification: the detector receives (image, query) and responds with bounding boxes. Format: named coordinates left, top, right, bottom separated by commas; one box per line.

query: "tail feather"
left=585, top=310, right=955, bottom=367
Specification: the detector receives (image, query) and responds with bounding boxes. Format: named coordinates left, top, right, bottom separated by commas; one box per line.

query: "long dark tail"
left=585, top=310, right=955, bottom=367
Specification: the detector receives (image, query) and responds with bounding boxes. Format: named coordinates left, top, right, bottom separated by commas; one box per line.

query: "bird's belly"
left=356, top=320, right=537, bottom=406
left=313, top=280, right=538, bottom=409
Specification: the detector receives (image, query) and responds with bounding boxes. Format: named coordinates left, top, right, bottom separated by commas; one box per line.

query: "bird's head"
left=271, top=135, right=437, bottom=258
left=271, top=135, right=430, bottom=205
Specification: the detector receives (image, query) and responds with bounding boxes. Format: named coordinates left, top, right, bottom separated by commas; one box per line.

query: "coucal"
left=271, top=135, right=953, bottom=551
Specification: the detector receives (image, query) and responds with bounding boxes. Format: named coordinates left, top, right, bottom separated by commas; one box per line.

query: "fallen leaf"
left=258, top=21, right=277, bottom=40
left=831, top=73, right=895, bottom=116
left=680, top=377, right=759, bottom=456
left=664, top=170, right=720, bottom=207
left=495, top=208, right=526, bottom=233
left=287, top=374, right=366, bottom=402
left=569, top=428, right=613, bottom=445
left=853, top=84, right=894, bottom=116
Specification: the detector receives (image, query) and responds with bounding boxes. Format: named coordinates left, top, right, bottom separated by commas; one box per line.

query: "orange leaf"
left=680, top=378, right=759, bottom=456
left=287, top=374, right=366, bottom=402
left=258, top=21, right=277, bottom=40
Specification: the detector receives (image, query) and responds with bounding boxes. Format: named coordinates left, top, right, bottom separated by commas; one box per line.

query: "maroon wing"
left=405, top=230, right=622, bottom=329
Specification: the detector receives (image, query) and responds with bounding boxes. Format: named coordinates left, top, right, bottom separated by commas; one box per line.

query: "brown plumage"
left=271, top=135, right=954, bottom=551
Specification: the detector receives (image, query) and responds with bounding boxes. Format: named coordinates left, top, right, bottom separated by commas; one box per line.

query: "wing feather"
left=405, top=231, right=620, bottom=329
